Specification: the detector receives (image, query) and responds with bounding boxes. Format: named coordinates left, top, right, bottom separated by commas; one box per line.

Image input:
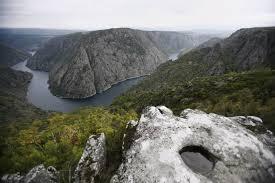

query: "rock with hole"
left=112, top=106, right=275, bottom=183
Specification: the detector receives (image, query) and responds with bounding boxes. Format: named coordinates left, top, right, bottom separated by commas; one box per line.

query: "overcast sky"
left=0, top=0, right=274, bottom=31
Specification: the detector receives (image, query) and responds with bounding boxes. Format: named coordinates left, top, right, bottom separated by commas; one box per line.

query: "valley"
left=12, top=59, right=144, bottom=112
left=1, top=26, right=275, bottom=183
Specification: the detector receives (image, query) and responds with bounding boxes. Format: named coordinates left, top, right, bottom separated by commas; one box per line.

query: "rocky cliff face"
left=28, top=29, right=169, bottom=98
left=112, top=106, right=275, bottom=183
left=190, top=27, right=275, bottom=73
left=134, top=27, right=275, bottom=90
left=0, top=44, right=30, bottom=67
left=74, top=133, right=106, bottom=183
left=3, top=106, right=275, bottom=183
left=27, top=28, right=211, bottom=98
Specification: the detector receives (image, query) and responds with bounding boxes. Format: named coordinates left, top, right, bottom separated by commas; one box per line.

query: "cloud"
left=0, top=0, right=274, bottom=30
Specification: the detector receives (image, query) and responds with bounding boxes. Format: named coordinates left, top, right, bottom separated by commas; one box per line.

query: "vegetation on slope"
left=0, top=67, right=46, bottom=124
left=0, top=44, right=30, bottom=67
left=133, top=27, right=275, bottom=91
left=0, top=107, right=137, bottom=182
left=112, top=70, right=275, bottom=133
left=1, top=27, right=274, bottom=182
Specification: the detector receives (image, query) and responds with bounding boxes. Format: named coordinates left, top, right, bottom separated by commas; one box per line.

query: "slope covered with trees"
left=0, top=107, right=137, bottom=182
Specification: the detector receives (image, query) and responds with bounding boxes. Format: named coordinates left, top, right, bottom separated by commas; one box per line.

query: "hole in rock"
left=180, top=146, right=217, bottom=175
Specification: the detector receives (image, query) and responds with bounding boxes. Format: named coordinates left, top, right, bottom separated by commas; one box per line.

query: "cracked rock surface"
left=112, top=106, right=275, bottom=183
left=1, top=164, right=58, bottom=183
left=73, top=133, right=106, bottom=183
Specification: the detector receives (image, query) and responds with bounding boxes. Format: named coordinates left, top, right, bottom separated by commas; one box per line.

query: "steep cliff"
left=27, top=28, right=211, bottom=98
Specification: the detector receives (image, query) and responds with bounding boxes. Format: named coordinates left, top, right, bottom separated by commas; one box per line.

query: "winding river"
left=12, top=53, right=178, bottom=112
left=12, top=60, right=143, bottom=112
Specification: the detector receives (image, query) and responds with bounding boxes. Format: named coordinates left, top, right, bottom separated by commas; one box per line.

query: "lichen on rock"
left=73, top=133, right=106, bottom=183
left=1, top=164, right=58, bottom=183
left=112, top=106, right=275, bottom=183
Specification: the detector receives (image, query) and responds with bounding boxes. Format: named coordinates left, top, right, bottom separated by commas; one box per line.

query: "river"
left=12, top=60, right=144, bottom=112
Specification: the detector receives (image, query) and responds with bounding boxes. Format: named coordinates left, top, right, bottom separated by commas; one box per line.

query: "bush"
left=0, top=107, right=137, bottom=182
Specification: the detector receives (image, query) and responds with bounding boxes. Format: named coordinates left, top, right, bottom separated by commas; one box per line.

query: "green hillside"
left=112, top=70, right=275, bottom=132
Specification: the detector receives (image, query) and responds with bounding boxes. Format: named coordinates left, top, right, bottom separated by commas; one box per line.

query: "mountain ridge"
left=27, top=28, right=212, bottom=98
left=0, top=44, right=30, bottom=67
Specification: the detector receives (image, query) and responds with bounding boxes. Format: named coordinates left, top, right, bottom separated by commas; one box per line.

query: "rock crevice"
left=112, top=106, right=275, bottom=183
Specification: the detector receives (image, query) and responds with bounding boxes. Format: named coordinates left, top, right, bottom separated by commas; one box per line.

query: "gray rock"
left=113, top=106, right=275, bottom=183
left=27, top=28, right=212, bottom=99
left=2, top=165, right=58, bottom=183
left=1, top=173, right=24, bottom=183
left=136, top=27, right=275, bottom=90
left=122, top=120, right=139, bottom=154
left=24, top=164, right=58, bottom=183
left=73, top=133, right=106, bottom=183
left=229, top=116, right=263, bottom=127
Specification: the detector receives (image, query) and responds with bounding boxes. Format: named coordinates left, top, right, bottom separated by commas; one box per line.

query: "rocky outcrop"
left=27, top=28, right=212, bottom=99
left=1, top=165, right=58, bottom=183
left=28, top=29, right=168, bottom=98
left=191, top=27, right=275, bottom=73
left=74, top=133, right=106, bottom=183
left=0, top=43, right=30, bottom=67
left=112, top=106, right=275, bottom=183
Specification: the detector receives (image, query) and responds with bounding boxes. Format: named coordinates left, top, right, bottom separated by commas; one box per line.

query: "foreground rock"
left=1, top=165, right=58, bottom=183
left=74, top=133, right=106, bottom=183
left=112, top=106, right=275, bottom=183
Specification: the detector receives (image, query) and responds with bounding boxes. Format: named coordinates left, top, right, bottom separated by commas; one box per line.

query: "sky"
left=0, top=0, right=275, bottom=31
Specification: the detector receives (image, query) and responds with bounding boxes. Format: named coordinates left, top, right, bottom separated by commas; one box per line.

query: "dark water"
left=12, top=60, right=143, bottom=112
left=181, top=151, right=214, bottom=175
left=180, top=146, right=215, bottom=175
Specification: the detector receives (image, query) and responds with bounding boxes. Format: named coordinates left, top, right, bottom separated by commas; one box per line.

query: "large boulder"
left=73, top=133, right=106, bottom=183
left=112, top=106, right=275, bottom=183
left=1, top=165, right=58, bottom=183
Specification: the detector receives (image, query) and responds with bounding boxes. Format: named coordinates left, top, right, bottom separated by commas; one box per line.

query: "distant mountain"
left=0, top=28, right=80, bottom=36
left=0, top=28, right=78, bottom=52
left=178, top=37, right=222, bottom=57
left=27, top=28, right=211, bottom=98
left=0, top=67, right=46, bottom=123
left=133, top=27, right=275, bottom=90
left=0, top=43, right=30, bottom=67
left=112, top=27, right=275, bottom=132
left=146, top=31, right=212, bottom=55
